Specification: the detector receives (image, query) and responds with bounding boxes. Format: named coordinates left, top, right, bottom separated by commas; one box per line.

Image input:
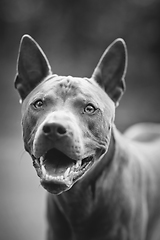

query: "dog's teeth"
left=54, top=175, right=63, bottom=181
left=64, top=167, right=70, bottom=178
left=46, top=173, right=51, bottom=180
left=76, top=160, right=81, bottom=168
left=40, top=156, right=44, bottom=165
left=43, top=171, right=66, bottom=182
left=60, top=175, right=64, bottom=180
left=41, top=164, right=46, bottom=175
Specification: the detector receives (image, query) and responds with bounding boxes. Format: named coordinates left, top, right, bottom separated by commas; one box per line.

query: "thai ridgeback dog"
left=14, top=35, right=160, bottom=240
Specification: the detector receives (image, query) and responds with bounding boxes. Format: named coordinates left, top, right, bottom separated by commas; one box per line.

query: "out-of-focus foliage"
left=1, top=0, right=160, bottom=131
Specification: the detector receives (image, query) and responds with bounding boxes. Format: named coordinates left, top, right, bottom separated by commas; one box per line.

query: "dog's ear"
left=14, top=35, right=52, bottom=101
left=92, top=39, right=127, bottom=106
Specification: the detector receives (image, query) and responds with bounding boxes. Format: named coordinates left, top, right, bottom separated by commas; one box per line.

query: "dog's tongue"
left=43, top=158, right=74, bottom=176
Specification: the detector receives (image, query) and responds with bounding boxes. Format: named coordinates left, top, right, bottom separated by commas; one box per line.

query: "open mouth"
left=33, top=148, right=94, bottom=194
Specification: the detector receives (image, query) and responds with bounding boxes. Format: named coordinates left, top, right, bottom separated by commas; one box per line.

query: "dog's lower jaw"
left=41, top=179, right=71, bottom=195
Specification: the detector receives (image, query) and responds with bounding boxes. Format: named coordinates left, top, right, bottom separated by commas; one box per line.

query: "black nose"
left=43, top=123, right=67, bottom=137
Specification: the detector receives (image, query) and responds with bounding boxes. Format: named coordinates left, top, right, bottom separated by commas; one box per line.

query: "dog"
left=14, top=35, right=160, bottom=240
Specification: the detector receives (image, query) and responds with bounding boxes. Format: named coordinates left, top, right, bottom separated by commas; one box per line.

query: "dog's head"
left=15, top=35, right=127, bottom=194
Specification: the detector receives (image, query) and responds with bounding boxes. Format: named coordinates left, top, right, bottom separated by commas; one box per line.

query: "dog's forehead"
left=39, top=75, right=106, bottom=100
left=43, top=75, right=98, bottom=93
left=23, top=75, right=114, bottom=114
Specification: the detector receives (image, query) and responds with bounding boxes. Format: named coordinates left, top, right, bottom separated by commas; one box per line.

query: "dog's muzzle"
left=31, top=114, right=103, bottom=194
left=33, top=148, right=95, bottom=194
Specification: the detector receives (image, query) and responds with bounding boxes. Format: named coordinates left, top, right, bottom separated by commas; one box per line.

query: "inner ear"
left=92, top=38, right=127, bottom=106
left=14, top=35, right=52, bottom=101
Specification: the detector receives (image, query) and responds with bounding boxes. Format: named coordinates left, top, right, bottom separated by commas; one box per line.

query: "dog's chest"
left=57, top=182, right=130, bottom=240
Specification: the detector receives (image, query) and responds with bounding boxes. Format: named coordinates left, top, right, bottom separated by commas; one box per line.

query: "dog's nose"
left=42, top=123, right=67, bottom=137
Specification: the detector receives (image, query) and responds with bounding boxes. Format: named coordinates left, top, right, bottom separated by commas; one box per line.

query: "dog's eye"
left=33, top=99, right=44, bottom=109
left=84, top=104, right=97, bottom=114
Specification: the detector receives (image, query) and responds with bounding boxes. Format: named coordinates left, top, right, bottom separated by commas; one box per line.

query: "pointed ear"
left=14, top=34, right=52, bottom=101
left=92, top=38, right=127, bottom=106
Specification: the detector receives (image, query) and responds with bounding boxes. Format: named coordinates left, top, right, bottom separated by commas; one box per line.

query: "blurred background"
left=1, top=0, right=160, bottom=239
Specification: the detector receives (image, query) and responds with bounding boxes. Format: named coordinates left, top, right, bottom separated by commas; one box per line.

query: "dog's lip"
left=34, top=148, right=94, bottom=191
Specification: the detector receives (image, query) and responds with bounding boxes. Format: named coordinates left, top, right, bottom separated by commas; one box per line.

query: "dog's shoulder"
left=124, top=123, right=160, bottom=143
